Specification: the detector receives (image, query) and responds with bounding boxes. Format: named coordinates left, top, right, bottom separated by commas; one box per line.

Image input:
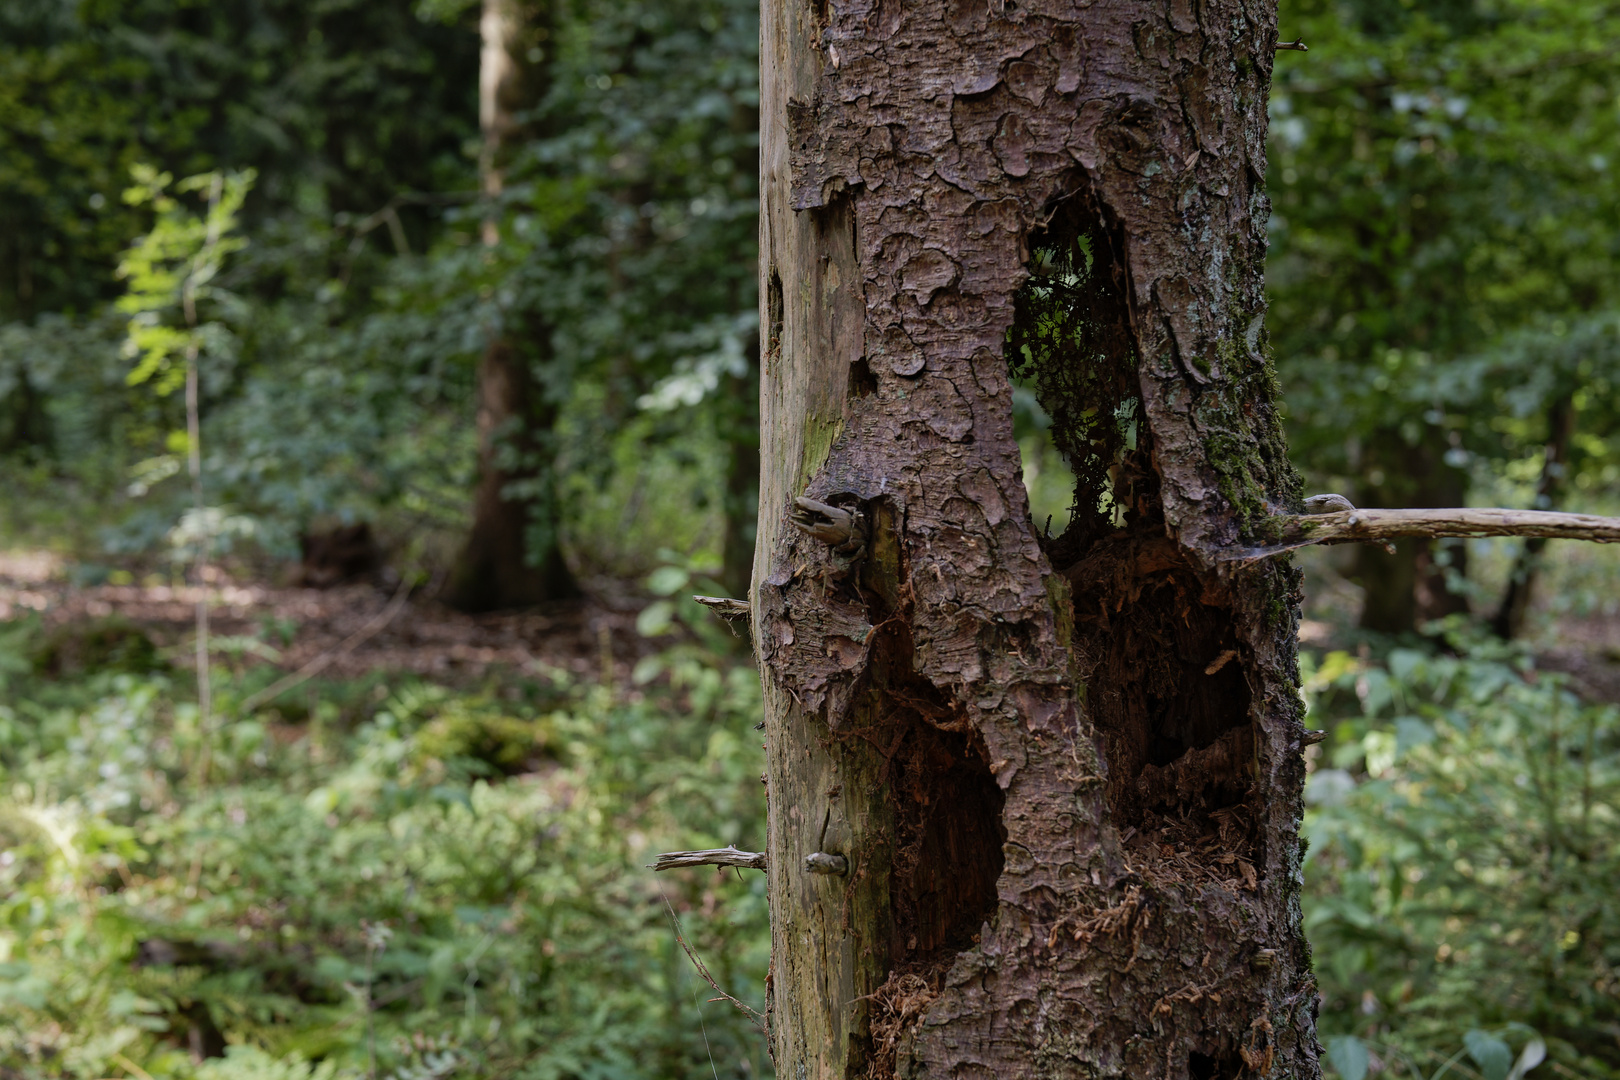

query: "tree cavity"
left=1008, top=191, right=1259, bottom=866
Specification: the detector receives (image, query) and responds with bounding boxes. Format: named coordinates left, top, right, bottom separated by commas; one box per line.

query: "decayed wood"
left=1279, top=507, right=1620, bottom=545
left=649, top=845, right=768, bottom=871
left=757, top=0, right=1317, bottom=1075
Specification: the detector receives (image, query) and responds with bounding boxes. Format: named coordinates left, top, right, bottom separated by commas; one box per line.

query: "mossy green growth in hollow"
left=798, top=409, right=846, bottom=493
left=1044, top=569, right=1075, bottom=652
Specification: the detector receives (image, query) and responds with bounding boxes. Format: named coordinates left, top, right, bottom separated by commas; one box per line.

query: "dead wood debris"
left=648, top=845, right=767, bottom=872
left=859, top=971, right=941, bottom=1080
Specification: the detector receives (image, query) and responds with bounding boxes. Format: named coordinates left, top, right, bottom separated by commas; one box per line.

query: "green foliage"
left=1303, top=633, right=1620, bottom=1077
left=0, top=646, right=770, bottom=1079
left=1269, top=0, right=1620, bottom=499
left=117, top=167, right=254, bottom=395
left=29, top=616, right=165, bottom=680
left=0, top=0, right=760, bottom=582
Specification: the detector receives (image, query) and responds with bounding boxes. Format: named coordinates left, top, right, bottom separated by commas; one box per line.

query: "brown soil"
left=0, top=550, right=656, bottom=685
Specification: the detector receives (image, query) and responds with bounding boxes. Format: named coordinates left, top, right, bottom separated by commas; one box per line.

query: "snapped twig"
left=692, top=595, right=750, bottom=620
left=649, top=845, right=768, bottom=872
left=692, top=595, right=751, bottom=638
left=656, top=885, right=768, bottom=1033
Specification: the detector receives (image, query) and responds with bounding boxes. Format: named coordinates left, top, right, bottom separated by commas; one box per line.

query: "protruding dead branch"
left=649, top=845, right=768, bottom=872
left=1280, top=507, right=1620, bottom=546
left=692, top=595, right=751, bottom=621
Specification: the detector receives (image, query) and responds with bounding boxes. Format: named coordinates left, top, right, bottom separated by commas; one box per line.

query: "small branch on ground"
left=649, top=845, right=768, bottom=871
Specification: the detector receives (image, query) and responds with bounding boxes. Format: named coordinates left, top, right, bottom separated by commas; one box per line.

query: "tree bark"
left=755, top=1, right=1317, bottom=1078
left=447, top=0, right=580, bottom=611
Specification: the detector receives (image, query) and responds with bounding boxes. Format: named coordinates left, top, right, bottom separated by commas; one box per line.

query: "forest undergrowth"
left=0, top=580, right=771, bottom=1080
left=1, top=562, right=1618, bottom=1080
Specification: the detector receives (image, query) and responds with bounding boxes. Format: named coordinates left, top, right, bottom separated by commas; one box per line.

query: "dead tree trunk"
left=447, top=0, right=580, bottom=611
left=754, top=0, right=1318, bottom=1077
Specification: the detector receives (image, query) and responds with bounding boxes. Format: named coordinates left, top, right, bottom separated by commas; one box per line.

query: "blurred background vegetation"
left=0, top=0, right=1617, bottom=1077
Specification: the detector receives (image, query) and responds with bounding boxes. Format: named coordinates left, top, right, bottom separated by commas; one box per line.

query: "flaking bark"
left=756, top=0, right=1319, bottom=1078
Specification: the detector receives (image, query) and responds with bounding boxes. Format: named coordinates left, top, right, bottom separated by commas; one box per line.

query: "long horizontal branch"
left=1278, top=507, right=1620, bottom=546
left=649, top=845, right=768, bottom=872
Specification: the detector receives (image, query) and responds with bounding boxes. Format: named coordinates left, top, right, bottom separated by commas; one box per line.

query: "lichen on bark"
left=756, top=0, right=1322, bottom=1076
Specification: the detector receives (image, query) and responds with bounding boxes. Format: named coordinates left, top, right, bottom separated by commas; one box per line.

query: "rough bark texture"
left=755, top=0, right=1319, bottom=1078
left=447, top=0, right=580, bottom=612
left=724, top=332, right=766, bottom=598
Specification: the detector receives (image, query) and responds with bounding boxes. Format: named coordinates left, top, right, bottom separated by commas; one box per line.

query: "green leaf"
left=1326, top=1035, right=1368, bottom=1080
left=1394, top=716, right=1435, bottom=758
left=1465, top=1030, right=1513, bottom=1080
left=645, top=565, right=691, bottom=596
left=636, top=600, right=676, bottom=637
left=1507, top=1037, right=1546, bottom=1080
left=1388, top=648, right=1426, bottom=683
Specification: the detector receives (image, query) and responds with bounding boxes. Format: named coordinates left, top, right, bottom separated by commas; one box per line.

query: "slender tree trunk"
left=448, top=0, right=579, bottom=611
left=755, top=1, right=1318, bottom=1078
left=1492, top=395, right=1576, bottom=639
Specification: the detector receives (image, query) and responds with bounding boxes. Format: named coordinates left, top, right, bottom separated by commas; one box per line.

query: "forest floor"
left=0, top=548, right=657, bottom=688
left=6, top=545, right=1620, bottom=703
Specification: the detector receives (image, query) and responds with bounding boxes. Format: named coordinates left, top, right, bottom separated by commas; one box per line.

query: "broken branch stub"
left=804, top=852, right=849, bottom=876
left=693, top=595, right=751, bottom=621
left=790, top=496, right=862, bottom=551
left=649, top=845, right=768, bottom=872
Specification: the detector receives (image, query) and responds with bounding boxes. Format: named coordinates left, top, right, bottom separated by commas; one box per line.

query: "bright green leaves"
left=115, top=165, right=254, bottom=395
left=1303, top=633, right=1620, bottom=1077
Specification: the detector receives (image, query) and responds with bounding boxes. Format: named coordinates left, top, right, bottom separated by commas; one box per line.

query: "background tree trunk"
left=1492, top=394, right=1577, bottom=639
left=755, top=0, right=1319, bottom=1077
left=447, top=0, right=579, bottom=611
left=1352, top=434, right=1470, bottom=634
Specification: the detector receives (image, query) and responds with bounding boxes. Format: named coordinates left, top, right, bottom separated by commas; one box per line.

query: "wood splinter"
left=649, top=845, right=768, bottom=872
left=1275, top=38, right=1308, bottom=50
